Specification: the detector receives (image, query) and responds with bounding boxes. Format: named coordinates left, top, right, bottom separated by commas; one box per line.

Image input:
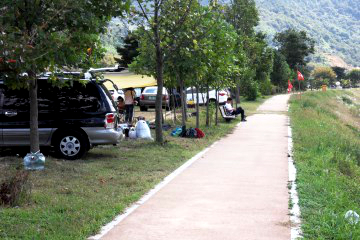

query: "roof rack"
left=88, top=65, right=125, bottom=73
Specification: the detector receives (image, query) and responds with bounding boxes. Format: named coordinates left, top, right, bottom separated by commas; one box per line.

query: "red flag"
left=288, top=80, right=293, bottom=89
left=297, top=71, right=304, bottom=81
left=288, top=80, right=293, bottom=93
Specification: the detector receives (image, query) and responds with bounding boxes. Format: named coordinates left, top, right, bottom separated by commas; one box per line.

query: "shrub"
left=0, top=170, right=31, bottom=207
left=259, top=80, right=273, bottom=96
left=241, top=80, right=259, bottom=101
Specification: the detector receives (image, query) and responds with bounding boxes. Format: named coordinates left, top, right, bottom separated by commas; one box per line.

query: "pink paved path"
left=101, top=94, right=290, bottom=240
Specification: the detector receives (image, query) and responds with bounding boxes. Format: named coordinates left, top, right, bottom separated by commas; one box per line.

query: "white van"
left=186, top=87, right=230, bottom=105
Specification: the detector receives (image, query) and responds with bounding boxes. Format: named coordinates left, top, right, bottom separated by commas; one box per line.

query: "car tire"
left=208, top=99, right=217, bottom=105
left=53, top=130, right=89, bottom=160
left=140, top=106, right=148, bottom=111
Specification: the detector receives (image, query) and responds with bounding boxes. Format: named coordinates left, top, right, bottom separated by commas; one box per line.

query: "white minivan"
left=186, top=87, right=230, bottom=105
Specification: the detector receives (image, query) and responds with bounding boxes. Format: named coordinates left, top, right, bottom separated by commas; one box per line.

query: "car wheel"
left=208, top=99, right=217, bottom=105
left=54, top=130, right=88, bottom=160
left=140, top=106, right=148, bottom=111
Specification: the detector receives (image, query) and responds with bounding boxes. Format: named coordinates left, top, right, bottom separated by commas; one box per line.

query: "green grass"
left=0, top=97, right=267, bottom=240
left=289, top=89, right=360, bottom=239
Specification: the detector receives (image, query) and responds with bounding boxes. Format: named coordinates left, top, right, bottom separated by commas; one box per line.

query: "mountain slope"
left=255, top=0, right=360, bottom=68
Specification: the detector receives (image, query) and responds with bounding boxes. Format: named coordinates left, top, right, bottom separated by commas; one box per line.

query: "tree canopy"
left=274, top=29, right=315, bottom=70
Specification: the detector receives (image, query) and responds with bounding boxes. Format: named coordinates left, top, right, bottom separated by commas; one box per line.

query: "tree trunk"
left=28, top=76, right=40, bottom=153
left=196, top=85, right=200, bottom=129
left=154, top=27, right=164, bottom=143
left=215, top=89, right=219, bottom=126
left=206, top=84, right=210, bottom=127
left=201, top=86, right=205, bottom=104
left=191, top=86, right=194, bottom=102
left=184, top=85, right=188, bottom=122
left=236, top=82, right=240, bottom=108
left=171, top=88, right=177, bottom=123
left=178, top=75, right=186, bottom=127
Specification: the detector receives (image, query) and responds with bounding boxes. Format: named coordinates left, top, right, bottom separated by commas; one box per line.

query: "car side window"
left=186, top=89, right=194, bottom=94
left=38, top=80, right=55, bottom=113
left=2, top=86, right=29, bottom=113
left=56, top=81, right=102, bottom=112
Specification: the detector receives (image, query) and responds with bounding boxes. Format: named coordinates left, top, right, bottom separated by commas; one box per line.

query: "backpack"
left=185, top=128, right=198, bottom=138
left=195, top=128, right=205, bottom=138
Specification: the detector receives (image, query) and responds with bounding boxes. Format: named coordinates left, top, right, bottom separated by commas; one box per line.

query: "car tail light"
left=140, top=94, right=144, bottom=100
left=163, top=95, right=169, bottom=100
left=219, top=92, right=226, bottom=96
left=105, top=113, right=115, bottom=129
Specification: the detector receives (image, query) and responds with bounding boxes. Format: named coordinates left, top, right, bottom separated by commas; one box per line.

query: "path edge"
left=88, top=140, right=219, bottom=240
left=288, top=115, right=303, bottom=239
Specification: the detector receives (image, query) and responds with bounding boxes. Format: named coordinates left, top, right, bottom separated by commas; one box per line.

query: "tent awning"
left=103, top=70, right=156, bottom=90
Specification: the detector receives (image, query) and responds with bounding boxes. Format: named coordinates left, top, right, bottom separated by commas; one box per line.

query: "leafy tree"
left=271, top=50, right=291, bottom=92
left=331, top=66, right=346, bottom=81
left=347, top=69, right=360, bottom=87
left=129, top=0, right=195, bottom=143
left=253, top=33, right=274, bottom=96
left=116, top=33, right=139, bottom=67
left=0, top=0, right=129, bottom=153
left=224, top=0, right=259, bottom=102
left=274, top=29, right=315, bottom=70
left=224, top=0, right=259, bottom=36
left=312, top=66, right=336, bottom=88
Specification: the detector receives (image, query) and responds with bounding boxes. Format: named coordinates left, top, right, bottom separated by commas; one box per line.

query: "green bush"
left=241, top=79, right=259, bottom=101
left=259, top=80, right=273, bottom=96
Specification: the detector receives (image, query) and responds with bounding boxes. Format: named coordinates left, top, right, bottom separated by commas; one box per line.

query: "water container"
left=136, top=120, right=152, bottom=139
left=23, top=151, right=45, bottom=170
left=129, top=127, right=137, bottom=139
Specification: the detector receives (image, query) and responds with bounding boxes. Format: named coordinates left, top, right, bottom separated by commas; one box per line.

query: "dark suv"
left=0, top=77, right=122, bottom=160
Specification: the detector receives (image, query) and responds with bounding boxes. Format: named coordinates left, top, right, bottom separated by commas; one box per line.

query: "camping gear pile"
left=118, top=120, right=153, bottom=140
left=171, top=126, right=205, bottom=138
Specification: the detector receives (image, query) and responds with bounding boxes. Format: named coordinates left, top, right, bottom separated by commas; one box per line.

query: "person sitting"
left=117, top=97, right=125, bottom=114
left=224, top=97, right=246, bottom=121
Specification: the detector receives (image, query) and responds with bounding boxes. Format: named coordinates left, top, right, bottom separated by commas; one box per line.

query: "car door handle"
left=5, top=111, right=17, bottom=117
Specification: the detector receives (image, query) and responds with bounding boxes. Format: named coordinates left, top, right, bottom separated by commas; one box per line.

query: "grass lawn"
left=0, top=97, right=267, bottom=240
left=289, top=89, right=360, bottom=239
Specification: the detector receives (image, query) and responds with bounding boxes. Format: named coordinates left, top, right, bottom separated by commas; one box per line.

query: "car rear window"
left=144, top=88, right=157, bottom=94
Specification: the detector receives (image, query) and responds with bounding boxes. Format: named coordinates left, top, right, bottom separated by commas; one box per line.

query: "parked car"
left=186, top=87, right=230, bottom=105
left=0, top=77, right=122, bottom=160
left=139, top=87, right=181, bottom=111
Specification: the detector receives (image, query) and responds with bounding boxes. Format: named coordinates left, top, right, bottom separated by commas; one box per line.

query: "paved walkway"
left=101, top=94, right=291, bottom=240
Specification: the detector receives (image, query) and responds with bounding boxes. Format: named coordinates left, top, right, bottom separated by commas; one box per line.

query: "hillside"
left=255, top=0, right=360, bottom=68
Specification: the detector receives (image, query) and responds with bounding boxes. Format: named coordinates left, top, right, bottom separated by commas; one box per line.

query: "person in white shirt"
left=224, top=97, right=246, bottom=121
left=124, top=88, right=136, bottom=123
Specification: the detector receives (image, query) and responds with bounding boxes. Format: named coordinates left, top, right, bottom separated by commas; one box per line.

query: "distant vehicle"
left=134, top=88, right=142, bottom=105
left=0, top=77, right=122, bottom=160
left=186, top=88, right=230, bottom=105
left=109, top=89, right=125, bottom=101
left=139, top=87, right=181, bottom=111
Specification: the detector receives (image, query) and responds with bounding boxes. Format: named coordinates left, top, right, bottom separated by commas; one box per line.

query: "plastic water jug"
left=135, top=120, right=152, bottom=139
left=23, top=151, right=45, bottom=170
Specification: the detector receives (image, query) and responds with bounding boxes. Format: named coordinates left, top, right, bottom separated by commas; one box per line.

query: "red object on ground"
left=195, top=128, right=205, bottom=138
left=297, top=71, right=304, bottom=81
left=7, top=59, right=16, bottom=63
